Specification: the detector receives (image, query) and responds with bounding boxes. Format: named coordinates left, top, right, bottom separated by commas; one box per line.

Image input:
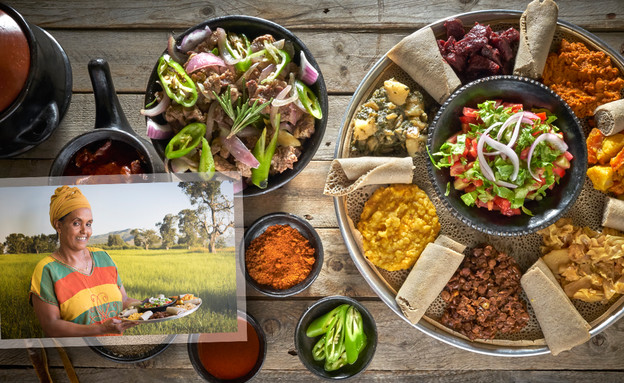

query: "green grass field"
left=0, top=248, right=238, bottom=339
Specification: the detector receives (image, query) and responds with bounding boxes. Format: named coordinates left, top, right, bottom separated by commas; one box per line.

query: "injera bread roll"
left=166, top=306, right=186, bottom=315
left=513, top=0, right=559, bottom=79
left=395, top=242, right=464, bottom=324
left=595, top=99, right=624, bottom=136
left=323, top=157, right=414, bottom=196
left=521, top=259, right=591, bottom=356
left=434, top=234, right=466, bottom=254
left=602, top=197, right=624, bottom=232
left=387, top=27, right=461, bottom=104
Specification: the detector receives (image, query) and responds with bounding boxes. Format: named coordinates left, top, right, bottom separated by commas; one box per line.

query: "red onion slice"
left=167, top=34, right=187, bottom=64
left=477, top=126, right=498, bottom=183
left=179, top=26, right=212, bottom=53
left=483, top=135, right=520, bottom=182
left=258, top=63, right=275, bottom=82
left=185, top=52, right=226, bottom=73
left=271, top=85, right=298, bottom=107
left=146, top=118, right=174, bottom=140
left=299, top=51, right=319, bottom=85
left=523, top=111, right=541, bottom=121
left=141, top=92, right=170, bottom=117
left=527, top=133, right=569, bottom=181
left=216, top=28, right=241, bottom=66
left=221, top=131, right=260, bottom=168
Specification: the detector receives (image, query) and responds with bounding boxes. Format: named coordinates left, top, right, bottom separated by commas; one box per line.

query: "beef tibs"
left=438, top=18, right=519, bottom=82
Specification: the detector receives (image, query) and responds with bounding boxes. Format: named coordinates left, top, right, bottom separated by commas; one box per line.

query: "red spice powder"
left=197, top=318, right=260, bottom=380
left=245, top=224, right=316, bottom=290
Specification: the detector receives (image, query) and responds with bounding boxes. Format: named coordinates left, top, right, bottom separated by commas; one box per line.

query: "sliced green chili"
left=324, top=305, right=348, bottom=363
left=165, top=122, right=206, bottom=159
left=324, top=344, right=347, bottom=372
left=198, top=137, right=215, bottom=180
left=251, top=115, right=280, bottom=189
left=312, top=335, right=326, bottom=361
left=261, top=41, right=291, bottom=84
left=306, top=304, right=349, bottom=338
left=157, top=54, right=198, bottom=108
left=225, top=32, right=252, bottom=72
left=295, top=79, right=322, bottom=119
left=344, top=306, right=367, bottom=364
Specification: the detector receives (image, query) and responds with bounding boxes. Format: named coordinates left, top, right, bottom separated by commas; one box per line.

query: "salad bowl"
left=427, top=75, right=587, bottom=236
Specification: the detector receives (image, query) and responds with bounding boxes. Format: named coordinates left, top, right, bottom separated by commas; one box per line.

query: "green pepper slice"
left=261, top=43, right=291, bottom=84
left=251, top=115, right=280, bottom=189
left=324, top=344, right=347, bottom=372
left=306, top=304, right=349, bottom=338
left=345, top=306, right=367, bottom=364
left=157, top=54, right=198, bottom=108
left=165, top=122, right=206, bottom=159
left=324, top=305, right=348, bottom=363
left=295, top=79, right=322, bottom=119
left=312, top=335, right=326, bottom=361
left=225, top=32, right=253, bottom=72
left=198, top=137, right=215, bottom=180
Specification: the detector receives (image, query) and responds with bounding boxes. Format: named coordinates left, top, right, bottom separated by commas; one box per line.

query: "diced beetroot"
left=444, top=18, right=465, bottom=40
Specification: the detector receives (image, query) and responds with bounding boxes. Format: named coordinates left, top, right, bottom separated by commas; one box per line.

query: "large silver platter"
left=334, top=10, right=624, bottom=356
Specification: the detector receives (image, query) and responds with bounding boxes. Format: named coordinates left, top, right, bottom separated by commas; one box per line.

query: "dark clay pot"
left=49, top=58, right=165, bottom=177
left=0, top=3, right=72, bottom=158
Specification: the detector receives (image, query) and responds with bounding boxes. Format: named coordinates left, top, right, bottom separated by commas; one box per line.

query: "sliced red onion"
left=168, top=156, right=198, bottom=173
left=497, top=112, right=523, bottom=142
left=205, top=101, right=218, bottom=139
left=167, top=34, right=187, bottom=64
left=216, top=28, right=241, bottom=66
left=483, top=135, right=520, bottom=182
left=527, top=133, right=569, bottom=181
left=299, top=51, right=319, bottom=85
left=273, top=39, right=285, bottom=50
left=477, top=126, right=498, bottom=183
left=523, top=111, right=541, bottom=121
left=236, top=126, right=260, bottom=137
left=496, top=180, right=518, bottom=189
left=236, top=62, right=260, bottom=86
left=258, top=63, right=275, bottom=82
left=221, top=130, right=260, bottom=168
left=185, top=52, right=226, bottom=73
left=140, top=92, right=170, bottom=117
left=146, top=118, right=174, bottom=140
left=179, top=26, right=212, bottom=53
left=271, top=85, right=298, bottom=107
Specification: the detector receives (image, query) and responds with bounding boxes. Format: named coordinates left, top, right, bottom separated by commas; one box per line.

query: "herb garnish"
left=213, top=85, right=271, bottom=138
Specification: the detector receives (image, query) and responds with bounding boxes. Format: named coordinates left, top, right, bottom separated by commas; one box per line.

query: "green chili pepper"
left=165, top=122, right=206, bottom=159
left=225, top=32, right=252, bottom=72
left=344, top=306, right=367, bottom=364
left=157, top=54, right=198, bottom=108
left=306, top=304, right=349, bottom=338
left=324, top=344, right=347, bottom=372
left=312, top=335, right=326, bottom=361
left=324, top=305, right=348, bottom=363
left=251, top=115, right=280, bottom=189
left=261, top=42, right=291, bottom=84
left=198, top=137, right=215, bottom=180
left=295, top=79, right=322, bottom=119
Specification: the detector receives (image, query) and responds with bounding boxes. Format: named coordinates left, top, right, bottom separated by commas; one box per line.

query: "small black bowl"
left=427, top=75, right=587, bottom=236
left=188, top=311, right=267, bottom=383
left=87, top=334, right=177, bottom=364
left=137, top=296, right=177, bottom=313
left=295, top=296, right=377, bottom=380
left=145, top=15, right=329, bottom=197
left=243, top=212, right=323, bottom=297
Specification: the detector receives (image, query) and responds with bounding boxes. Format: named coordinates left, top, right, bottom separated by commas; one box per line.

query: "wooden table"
left=1, top=0, right=624, bottom=381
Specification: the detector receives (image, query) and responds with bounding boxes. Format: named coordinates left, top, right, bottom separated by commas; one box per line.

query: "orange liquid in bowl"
left=0, top=10, right=30, bottom=113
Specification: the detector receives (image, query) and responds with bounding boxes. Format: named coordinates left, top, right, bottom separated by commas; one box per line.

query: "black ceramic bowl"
left=243, top=212, right=323, bottom=297
left=87, top=334, right=177, bottom=364
left=427, top=75, right=587, bottom=236
left=137, top=296, right=177, bottom=313
left=295, top=296, right=377, bottom=380
left=145, top=15, right=328, bottom=197
left=188, top=311, right=267, bottom=383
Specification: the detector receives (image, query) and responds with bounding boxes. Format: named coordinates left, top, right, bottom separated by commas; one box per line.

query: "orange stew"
left=197, top=318, right=260, bottom=380
left=0, top=10, right=30, bottom=113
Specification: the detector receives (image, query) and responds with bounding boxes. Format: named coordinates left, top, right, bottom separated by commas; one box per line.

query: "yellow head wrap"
left=49, top=185, right=91, bottom=229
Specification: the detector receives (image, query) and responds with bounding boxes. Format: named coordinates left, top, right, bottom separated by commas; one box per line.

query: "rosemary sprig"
left=213, top=85, right=271, bottom=138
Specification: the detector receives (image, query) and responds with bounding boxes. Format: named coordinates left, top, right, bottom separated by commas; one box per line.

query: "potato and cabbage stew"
left=143, top=27, right=323, bottom=189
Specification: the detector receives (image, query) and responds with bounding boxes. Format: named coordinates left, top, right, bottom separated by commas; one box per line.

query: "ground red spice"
left=197, top=318, right=260, bottom=380
left=245, top=224, right=316, bottom=290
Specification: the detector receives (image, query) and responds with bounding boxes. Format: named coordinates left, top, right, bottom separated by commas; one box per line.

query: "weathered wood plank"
left=5, top=1, right=624, bottom=31
left=1, top=301, right=624, bottom=372
left=16, top=30, right=624, bottom=94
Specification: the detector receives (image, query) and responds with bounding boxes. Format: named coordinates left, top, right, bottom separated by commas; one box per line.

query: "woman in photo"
left=30, top=185, right=141, bottom=337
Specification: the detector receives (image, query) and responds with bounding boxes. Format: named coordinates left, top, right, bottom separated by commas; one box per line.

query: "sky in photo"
left=0, top=180, right=233, bottom=240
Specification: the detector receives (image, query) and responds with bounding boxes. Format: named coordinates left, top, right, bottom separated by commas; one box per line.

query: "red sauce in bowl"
left=0, top=10, right=30, bottom=113
left=63, top=140, right=147, bottom=176
left=197, top=318, right=260, bottom=380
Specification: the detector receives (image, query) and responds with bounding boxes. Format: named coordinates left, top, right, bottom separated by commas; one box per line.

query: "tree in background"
left=130, top=229, right=160, bottom=250
left=156, top=214, right=178, bottom=250
left=107, top=234, right=126, bottom=247
left=177, top=209, right=201, bottom=249
left=4, top=233, right=31, bottom=254
left=31, top=234, right=57, bottom=254
left=178, top=181, right=234, bottom=253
